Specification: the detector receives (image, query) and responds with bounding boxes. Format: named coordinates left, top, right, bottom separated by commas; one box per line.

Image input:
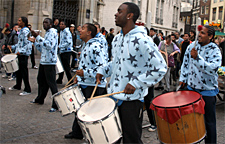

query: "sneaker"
left=148, top=125, right=157, bottom=132
left=49, top=108, right=57, bottom=112
left=9, top=87, right=21, bottom=91
left=64, top=132, right=83, bottom=139
left=30, top=99, right=43, bottom=105
left=19, top=91, right=31, bottom=96
left=32, top=66, right=38, bottom=69
left=8, top=77, right=16, bottom=81
left=2, top=75, right=9, bottom=78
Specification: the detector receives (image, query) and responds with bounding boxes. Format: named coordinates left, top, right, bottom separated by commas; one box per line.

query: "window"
left=186, top=16, right=190, bottom=24
left=218, top=7, right=223, bottom=20
left=220, top=0, right=224, bottom=2
left=214, top=0, right=217, bottom=3
left=155, top=0, right=160, bottom=23
left=182, top=16, right=186, bottom=23
left=160, top=0, right=164, bottom=22
left=212, top=8, right=216, bottom=21
left=205, top=6, right=209, bottom=14
left=138, top=0, right=142, bottom=20
left=201, top=6, right=205, bottom=14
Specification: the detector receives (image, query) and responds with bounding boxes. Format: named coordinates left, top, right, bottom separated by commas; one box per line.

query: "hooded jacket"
left=34, top=28, right=58, bottom=65
left=179, top=41, right=222, bottom=91
left=77, top=38, right=107, bottom=88
left=98, top=26, right=167, bottom=102
left=95, top=32, right=108, bottom=61
left=11, top=27, right=32, bottom=56
left=59, top=27, right=73, bottom=53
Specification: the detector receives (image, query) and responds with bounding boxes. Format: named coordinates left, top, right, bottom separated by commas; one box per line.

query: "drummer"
left=28, top=18, right=59, bottom=112
left=179, top=25, right=222, bottom=143
left=64, top=23, right=107, bottom=139
left=96, top=2, right=167, bottom=143
left=8, top=17, right=32, bottom=96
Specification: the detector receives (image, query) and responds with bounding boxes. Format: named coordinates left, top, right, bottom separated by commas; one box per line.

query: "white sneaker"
left=9, top=87, right=20, bottom=91
left=32, top=66, right=38, bottom=69
left=8, top=77, right=16, bottom=81
left=19, top=91, right=31, bottom=96
left=148, top=125, right=157, bottom=132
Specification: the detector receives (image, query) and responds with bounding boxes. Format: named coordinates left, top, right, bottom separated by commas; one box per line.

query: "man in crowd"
left=96, top=2, right=167, bottom=143
left=69, top=24, right=77, bottom=69
left=179, top=25, right=221, bottom=144
left=64, top=23, right=107, bottom=139
left=180, top=32, right=192, bottom=65
left=175, top=31, right=184, bottom=45
left=150, top=28, right=160, bottom=46
left=28, top=18, right=59, bottom=112
left=8, top=16, right=32, bottom=96
left=106, top=28, right=114, bottom=61
left=56, top=21, right=73, bottom=84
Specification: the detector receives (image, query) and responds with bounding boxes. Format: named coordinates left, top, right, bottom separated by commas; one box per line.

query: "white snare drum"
left=56, top=55, right=64, bottom=74
left=1, top=54, right=19, bottom=73
left=52, top=85, right=85, bottom=116
left=77, top=97, right=122, bottom=144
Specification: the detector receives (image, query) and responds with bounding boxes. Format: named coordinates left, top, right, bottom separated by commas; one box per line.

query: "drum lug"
left=100, top=121, right=109, bottom=143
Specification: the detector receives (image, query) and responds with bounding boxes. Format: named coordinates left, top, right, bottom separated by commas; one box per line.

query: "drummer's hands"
left=16, top=52, right=20, bottom=55
left=74, top=77, right=78, bottom=84
left=96, top=73, right=103, bottom=84
left=124, top=83, right=136, bottom=94
left=2, top=45, right=5, bottom=50
left=76, top=69, right=84, bottom=77
left=191, top=48, right=198, bottom=59
left=179, top=82, right=186, bottom=88
left=31, top=30, right=39, bottom=38
left=28, top=37, right=36, bottom=43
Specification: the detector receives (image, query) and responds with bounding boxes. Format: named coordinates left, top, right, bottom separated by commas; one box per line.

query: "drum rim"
left=77, top=97, right=117, bottom=124
left=1, top=55, right=18, bottom=63
left=151, top=90, right=202, bottom=109
left=51, top=84, right=78, bottom=98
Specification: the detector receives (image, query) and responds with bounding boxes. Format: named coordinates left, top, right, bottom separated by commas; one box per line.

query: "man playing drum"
left=28, top=18, right=59, bottom=112
left=179, top=25, right=222, bottom=143
left=8, top=17, right=32, bottom=96
left=96, top=2, right=167, bottom=143
left=64, top=23, right=107, bottom=139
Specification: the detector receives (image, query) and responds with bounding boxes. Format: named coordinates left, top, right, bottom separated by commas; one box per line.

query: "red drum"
left=150, top=90, right=206, bottom=144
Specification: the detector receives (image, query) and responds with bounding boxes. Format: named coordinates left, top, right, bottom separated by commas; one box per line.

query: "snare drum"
left=77, top=97, right=122, bottom=144
left=1, top=54, right=19, bottom=73
left=56, top=55, right=64, bottom=74
left=150, top=90, right=206, bottom=143
left=52, top=85, right=85, bottom=116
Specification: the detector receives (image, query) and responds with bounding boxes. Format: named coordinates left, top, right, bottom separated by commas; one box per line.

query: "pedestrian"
left=106, top=28, right=114, bottom=61
left=96, top=2, right=167, bottom=143
left=69, top=24, right=77, bottom=69
left=179, top=25, right=221, bottom=144
left=158, top=35, right=180, bottom=93
left=28, top=18, right=59, bottom=112
left=1, top=28, right=18, bottom=80
left=175, top=31, right=184, bottom=45
left=94, top=23, right=108, bottom=61
left=64, top=23, right=107, bottom=139
left=27, top=24, right=38, bottom=69
left=56, top=21, right=73, bottom=84
left=150, top=28, right=160, bottom=46
left=52, top=18, right=60, bottom=35
left=8, top=16, right=32, bottom=96
left=159, top=32, right=165, bottom=41
left=189, top=29, right=196, bottom=42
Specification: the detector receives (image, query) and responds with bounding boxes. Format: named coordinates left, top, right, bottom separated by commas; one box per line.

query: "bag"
left=168, top=55, right=175, bottom=67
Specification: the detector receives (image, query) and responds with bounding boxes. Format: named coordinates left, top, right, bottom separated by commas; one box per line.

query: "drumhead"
left=77, top=97, right=115, bottom=122
left=52, top=85, right=78, bottom=97
left=152, top=90, right=201, bottom=108
left=1, top=54, right=17, bottom=63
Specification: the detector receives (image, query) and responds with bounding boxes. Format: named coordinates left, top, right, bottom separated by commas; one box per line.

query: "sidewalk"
left=0, top=59, right=224, bottom=144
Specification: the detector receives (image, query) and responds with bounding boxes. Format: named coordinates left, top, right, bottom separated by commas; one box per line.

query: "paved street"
left=0, top=58, right=224, bottom=144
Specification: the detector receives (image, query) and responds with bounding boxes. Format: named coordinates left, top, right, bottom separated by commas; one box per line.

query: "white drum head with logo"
left=77, top=97, right=115, bottom=122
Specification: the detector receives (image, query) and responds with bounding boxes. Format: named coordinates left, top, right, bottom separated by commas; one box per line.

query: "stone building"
left=199, top=0, right=211, bottom=25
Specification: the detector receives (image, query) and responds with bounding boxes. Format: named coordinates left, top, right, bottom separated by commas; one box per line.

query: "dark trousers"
left=71, top=49, right=77, bottom=68
left=71, top=86, right=107, bottom=136
left=108, top=46, right=112, bottom=62
left=57, top=52, right=72, bottom=82
left=202, top=96, right=217, bottom=144
left=35, top=64, right=58, bottom=109
left=14, top=55, right=31, bottom=92
left=144, top=86, right=156, bottom=126
left=117, top=100, right=143, bottom=144
left=30, top=45, right=36, bottom=67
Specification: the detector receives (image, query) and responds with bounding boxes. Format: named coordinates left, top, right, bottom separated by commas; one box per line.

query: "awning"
left=215, top=31, right=225, bottom=36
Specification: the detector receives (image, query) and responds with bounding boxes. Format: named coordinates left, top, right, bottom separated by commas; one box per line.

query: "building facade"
left=180, top=1, right=193, bottom=33
left=191, top=0, right=200, bottom=30
left=199, top=0, right=211, bottom=25
left=209, top=0, right=224, bottom=31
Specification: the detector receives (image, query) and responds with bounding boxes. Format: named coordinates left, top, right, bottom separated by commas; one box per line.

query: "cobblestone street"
left=0, top=59, right=224, bottom=144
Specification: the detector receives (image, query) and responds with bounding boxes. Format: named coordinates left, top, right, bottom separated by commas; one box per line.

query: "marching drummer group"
left=1, top=2, right=222, bottom=144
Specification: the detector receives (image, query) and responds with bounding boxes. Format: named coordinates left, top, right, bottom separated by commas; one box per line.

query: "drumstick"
left=88, top=82, right=99, bottom=105
left=88, top=91, right=124, bottom=100
left=60, top=81, right=76, bottom=91
left=65, top=74, right=77, bottom=87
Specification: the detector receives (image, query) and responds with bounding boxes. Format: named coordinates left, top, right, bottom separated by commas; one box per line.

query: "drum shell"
left=55, top=55, right=64, bottom=74
left=52, top=85, right=85, bottom=116
left=155, top=112, right=206, bottom=143
left=1, top=55, right=19, bottom=73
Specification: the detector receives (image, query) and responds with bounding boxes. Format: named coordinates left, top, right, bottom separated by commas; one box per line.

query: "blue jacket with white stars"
left=11, top=27, right=32, bottom=56
left=77, top=38, right=107, bottom=88
left=98, top=26, right=167, bottom=102
left=34, top=28, right=58, bottom=65
left=179, top=41, right=222, bottom=91
left=95, top=32, right=108, bottom=61
left=59, top=27, right=73, bottom=53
